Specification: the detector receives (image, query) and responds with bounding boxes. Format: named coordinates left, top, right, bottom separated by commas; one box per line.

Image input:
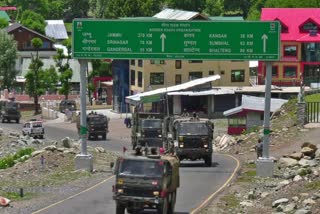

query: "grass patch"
left=0, top=148, right=35, bottom=169
left=1, top=191, right=36, bottom=201
left=305, top=180, right=320, bottom=190
left=305, top=93, right=320, bottom=102
left=217, top=194, right=240, bottom=209
left=237, top=170, right=257, bottom=183
left=245, top=162, right=256, bottom=168
left=20, top=110, right=39, bottom=120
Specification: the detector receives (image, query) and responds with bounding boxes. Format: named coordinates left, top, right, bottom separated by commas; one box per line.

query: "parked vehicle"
left=59, top=99, right=77, bottom=113
left=0, top=100, right=21, bottom=123
left=112, top=150, right=180, bottom=214
left=131, top=112, right=164, bottom=151
left=22, top=120, right=45, bottom=139
left=164, top=115, right=214, bottom=166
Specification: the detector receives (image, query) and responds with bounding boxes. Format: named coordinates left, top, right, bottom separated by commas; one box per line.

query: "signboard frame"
left=72, top=19, right=280, bottom=61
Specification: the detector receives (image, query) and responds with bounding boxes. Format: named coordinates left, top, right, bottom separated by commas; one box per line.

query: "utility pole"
left=256, top=62, right=274, bottom=177
left=75, top=59, right=93, bottom=172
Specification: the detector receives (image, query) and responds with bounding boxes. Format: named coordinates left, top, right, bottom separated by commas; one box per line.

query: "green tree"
left=47, top=0, right=65, bottom=19
left=265, top=0, right=320, bottom=7
left=89, top=0, right=109, bottom=18
left=41, top=66, right=59, bottom=94
left=25, top=38, right=44, bottom=114
left=13, top=0, right=49, bottom=18
left=20, top=10, right=46, bottom=34
left=165, top=0, right=206, bottom=12
left=104, top=0, right=164, bottom=18
left=0, top=18, right=9, bottom=29
left=0, top=30, right=17, bottom=90
left=203, top=0, right=223, bottom=16
left=64, top=0, right=89, bottom=21
left=54, top=39, right=73, bottom=99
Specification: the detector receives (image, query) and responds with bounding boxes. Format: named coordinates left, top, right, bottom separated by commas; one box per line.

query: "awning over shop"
left=168, top=88, right=234, bottom=96
left=125, top=75, right=221, bottom=105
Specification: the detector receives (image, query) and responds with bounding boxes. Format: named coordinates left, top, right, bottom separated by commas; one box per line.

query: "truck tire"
left=102, top=133, right=107, bottom=140
left=157, top=197, right=168, bottom=214
left=16, top=119, right=19, bottom=123
left=115, top=203, right=125, bottom=214
left=205, top=155, right=212, bottom=167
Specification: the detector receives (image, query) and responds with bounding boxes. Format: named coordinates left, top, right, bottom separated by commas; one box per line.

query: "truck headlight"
left=158, top=134, right=162, bottom=137
left=137, top=133, right=141, bottom=137
left=117, top=179, right=124, bottom=184
left=153, top=191, right=160, bottom=196
left=178, top=136, right=183, bottom=141
left=167, top=133, right=172, bottom=138
left=117, top=189, right=124, bottom=193
left=179, top=143, right=184, bottom=148
left=204, top=144, right=208, bottom=148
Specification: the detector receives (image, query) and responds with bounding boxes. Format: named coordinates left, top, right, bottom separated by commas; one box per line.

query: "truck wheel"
left=102, top=133, right=107, bottom=140
left=87, top=134, right=91, bottom=140
left=2, top=119, right=5, bottom=123
left=205, top=155, right=212, bottom=167
left=115, top=203, right=125, bottom=214
left=16, top=119, right=19, bottom=123
left=157, top=197, right=168, bottom=214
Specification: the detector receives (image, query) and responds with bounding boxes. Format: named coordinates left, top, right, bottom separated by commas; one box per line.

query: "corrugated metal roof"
left=45, top=20, right=68, bottom=40
left=126, top=75, right=221, bottom=105
left=153, top=8, right=207, bottom=20
left=223, top=95, right=287, bottom=116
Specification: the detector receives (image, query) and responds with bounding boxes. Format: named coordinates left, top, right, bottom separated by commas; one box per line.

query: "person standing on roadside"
left=255, top=137, right=263, bottom=158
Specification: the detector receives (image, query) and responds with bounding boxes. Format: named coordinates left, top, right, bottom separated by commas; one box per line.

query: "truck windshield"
left=88, top=116, right=106, bottom=125
left=178, top=123, right=208, bottom=135
left=141, top=119, right=161, bottom=128
left=119, top=159, right=163, bottom=177
left=6, top=102, right=19, bottom=109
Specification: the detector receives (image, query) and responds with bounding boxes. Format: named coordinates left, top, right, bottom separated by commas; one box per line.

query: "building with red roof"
left=259, top=8, right=320, bottom=87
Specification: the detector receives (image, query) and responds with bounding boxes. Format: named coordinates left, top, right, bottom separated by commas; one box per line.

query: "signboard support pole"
left=75, top=59, right=93, bottom=172
left=256, top=62, right=274, bottom=177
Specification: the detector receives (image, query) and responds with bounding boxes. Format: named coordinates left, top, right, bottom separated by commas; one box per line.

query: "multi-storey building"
left=259, top=8, right=320, bottom=87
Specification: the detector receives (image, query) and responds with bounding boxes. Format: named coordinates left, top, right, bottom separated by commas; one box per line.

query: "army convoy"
left=112, top=109, right=215, bottom=213
left=76, top=112, right=109, bottom=140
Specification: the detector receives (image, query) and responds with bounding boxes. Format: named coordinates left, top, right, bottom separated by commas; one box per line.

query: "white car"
left=22, top=120, right=45, bottom=139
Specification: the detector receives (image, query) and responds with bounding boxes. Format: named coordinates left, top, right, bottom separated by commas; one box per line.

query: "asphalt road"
left=1, top=120, right=238, bottom=214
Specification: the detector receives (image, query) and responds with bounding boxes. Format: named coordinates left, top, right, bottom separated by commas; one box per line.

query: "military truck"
left=112, top=150, right=180, bottom=214
left=86, top=113, right=109, bottom=140
left=164, top=115, right=214, bottom=166
left=131, top=112, right=164, bottom=151
left=0, top=100, right=21, bottom=123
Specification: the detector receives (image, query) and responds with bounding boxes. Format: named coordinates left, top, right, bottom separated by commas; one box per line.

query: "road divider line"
left=32, top=175, right=115, bottom=214
left=190, top=154, right=240, bottom=214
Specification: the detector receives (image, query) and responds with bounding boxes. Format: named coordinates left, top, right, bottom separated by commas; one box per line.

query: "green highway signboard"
left=72, top=20, right=280, bottom=60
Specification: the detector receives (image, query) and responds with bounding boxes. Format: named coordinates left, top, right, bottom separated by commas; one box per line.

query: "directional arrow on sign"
left=261, top=34, right=268, bottom=53
left=160, top=33, right=166, bottom=52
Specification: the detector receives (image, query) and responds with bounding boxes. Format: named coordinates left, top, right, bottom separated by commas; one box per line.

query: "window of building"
left=150, top=60, right=165, bottom=65
left=220, top=70, right=225, bottom=75
left=175, top=74, right=182, bottom=85
left=130, top=70, right=135, bottom=86
left=188, top=60, right=203, bottom=63
left=283, top=45, right=297, bottom=57
left=175, top=60, right=182, bottom=69
left=150, top=72, right=164, bottom=85
left=231, top=70, right=245, bottom=82
left=284, top=66, right=297, bottom=78
left=302, top=21, right=318, bottom=32
left=264, top=66, right=279, bottom=77
left=189, top=72, right=202, bottom=80
left=42, top=41, right=50, bottom=49
left=209, top=70, right=215, bottom=75
left=131, top=90, right=134, bottom=95
left=138, top=60, right=143, bottom=67
left=130, top=60, right=135, bottom=65
left=229, top=117, right=246, bottom=127
left=138, top=71, right=143, bottom=87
